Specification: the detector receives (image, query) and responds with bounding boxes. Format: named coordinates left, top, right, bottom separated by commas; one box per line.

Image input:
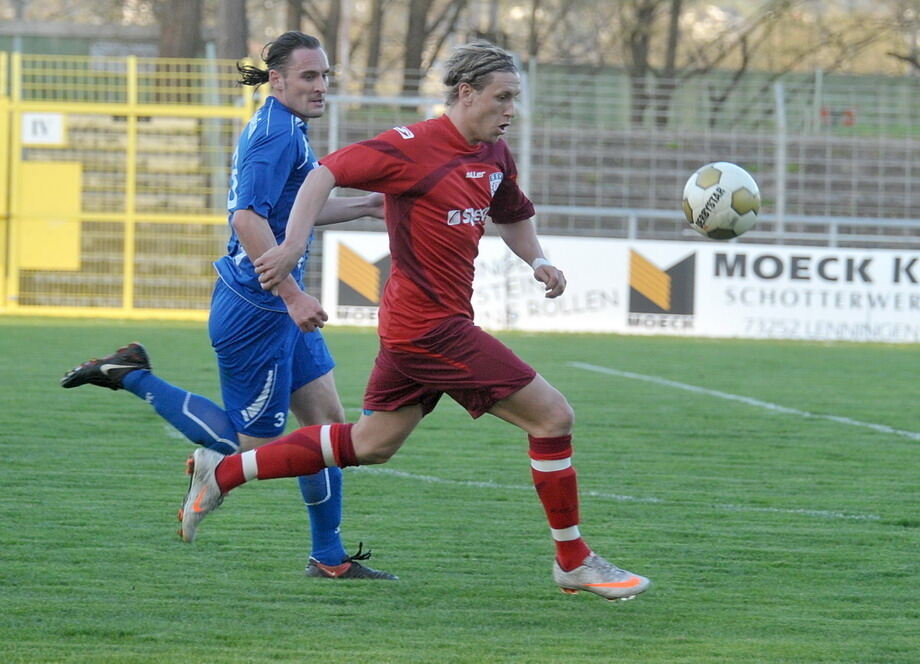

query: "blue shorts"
left=208, top=279, right=335, bottom=437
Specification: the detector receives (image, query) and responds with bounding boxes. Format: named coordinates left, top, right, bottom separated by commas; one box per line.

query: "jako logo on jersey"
left=489, top=172, right=504, bottom=196
left=447, top=207, right=490, bottom=226
left=394, top=126, right=414, bottom=139
left=466, top=171, right=485, bottom=178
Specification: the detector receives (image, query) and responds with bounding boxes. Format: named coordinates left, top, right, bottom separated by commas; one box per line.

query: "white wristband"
left=531, top=257, right=552, bottom=271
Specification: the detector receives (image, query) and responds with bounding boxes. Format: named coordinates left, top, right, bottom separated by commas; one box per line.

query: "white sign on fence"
left=322, top=232, right=920, bottom=344
left=21, top=112, right=66, bottom=146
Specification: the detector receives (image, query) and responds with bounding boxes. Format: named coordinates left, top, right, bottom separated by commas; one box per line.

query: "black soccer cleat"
left=60, top=342, right=151, bottom=390
left=304, top=543, right=399, bottom=580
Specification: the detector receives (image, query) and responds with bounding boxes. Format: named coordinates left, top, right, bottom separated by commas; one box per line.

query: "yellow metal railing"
left=1, top=52, right=259, bottom=319
left=0, top=52, right=8, bottom=307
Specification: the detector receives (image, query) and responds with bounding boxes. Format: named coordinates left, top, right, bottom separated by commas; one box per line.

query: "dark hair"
left=443, top=40, right=517, bottom=105
left=237, top=31, right=323, bottom=87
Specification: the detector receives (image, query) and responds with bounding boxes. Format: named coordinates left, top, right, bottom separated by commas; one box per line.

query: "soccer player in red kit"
left=180, top=41, right=650, bottom=601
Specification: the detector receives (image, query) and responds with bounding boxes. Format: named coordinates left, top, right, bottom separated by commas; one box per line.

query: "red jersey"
left=321, top=115, right=535, bottom=344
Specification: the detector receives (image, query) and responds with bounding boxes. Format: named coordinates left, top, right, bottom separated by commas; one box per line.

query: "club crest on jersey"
left=489, top=172, right=504, bottom=196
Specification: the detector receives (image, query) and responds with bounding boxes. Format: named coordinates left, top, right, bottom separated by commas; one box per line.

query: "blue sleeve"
left=231, top=123, right=299, bottom=219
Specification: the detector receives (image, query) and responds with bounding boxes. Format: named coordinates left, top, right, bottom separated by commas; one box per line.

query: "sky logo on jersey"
left=627, top=249, right=696, bottom=330
left=447, top=207, right=490, bottom=226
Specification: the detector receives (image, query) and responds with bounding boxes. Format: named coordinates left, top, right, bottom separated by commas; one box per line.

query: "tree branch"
left=887, top=51, right=920, bottom=70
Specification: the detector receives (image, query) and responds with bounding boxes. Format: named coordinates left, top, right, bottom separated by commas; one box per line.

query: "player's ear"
left=268, top=68, right=283, bottom=91
left=457, top=82, right=475, bottom=105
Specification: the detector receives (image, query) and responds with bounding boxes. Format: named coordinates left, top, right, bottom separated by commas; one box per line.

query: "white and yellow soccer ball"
left=682, top=162, right=761, bottom=240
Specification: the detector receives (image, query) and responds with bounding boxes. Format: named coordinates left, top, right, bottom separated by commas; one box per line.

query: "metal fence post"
left=773, top=81, right=787, bottom=237
left=204, top=43, right=225, bottom=212
left=520, top=58, right=534, bottom=209
left=328, top=96, right=340, bottom=155
left=124, top=55, right=138, bottom=313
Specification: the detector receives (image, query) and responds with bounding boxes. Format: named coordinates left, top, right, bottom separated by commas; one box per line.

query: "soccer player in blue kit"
left=61, top=32, right=395, bottom=580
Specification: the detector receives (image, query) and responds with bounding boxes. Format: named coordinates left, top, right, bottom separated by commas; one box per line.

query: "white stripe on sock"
left=551, top=525, right=581, bottom=542
left=241, top=449, right=259, bottom=481
left=531, top=457, right=572, bottom=472
left=319, top=425, right=337, bottom=467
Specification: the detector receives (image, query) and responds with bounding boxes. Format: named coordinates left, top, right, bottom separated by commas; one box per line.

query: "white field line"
left=354, top=467, right=880, bottom=522
left=568, top=361, right=920, bottom=442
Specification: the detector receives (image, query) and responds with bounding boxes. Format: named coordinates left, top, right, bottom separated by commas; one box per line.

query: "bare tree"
left=620, top=0, right=658, bottom=125
left=884, top=0, right=920, bottom=72
left=297, top=0, right=342, bottom=63
left=471, top=0, right=506, bottom=45
left=651, top=0, right=682, bottom=126
left=526, top=0, right=579, bottom=59
left=362, top=0, right=388, bottom=94
left=286, top=0, right=303, bottom=31
left=154, top=0, right=203, bottom=58
left=402, top=0, right=468, bottom=95
left=217, top=0, right=248, bottom=60
left=609, top=0, right=893, bottom=127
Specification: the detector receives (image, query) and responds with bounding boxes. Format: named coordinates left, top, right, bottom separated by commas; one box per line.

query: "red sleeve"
left=321, top=132, right=417, bottom=195
left=490, top=176, right=535, bottom=224
left=490, top=143, right=535, bottom=224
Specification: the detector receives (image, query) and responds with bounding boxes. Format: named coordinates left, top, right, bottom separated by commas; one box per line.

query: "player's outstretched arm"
left=255, top=165, right=336, bottom=291
left=316, top=192, right=384, bottom=225
left=497, top=218, right=566, bottom=298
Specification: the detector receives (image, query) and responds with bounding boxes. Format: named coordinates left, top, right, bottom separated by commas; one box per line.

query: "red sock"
left=529, top=434, right=592, bottom=571
left=215, top=423, right=358, bottom=492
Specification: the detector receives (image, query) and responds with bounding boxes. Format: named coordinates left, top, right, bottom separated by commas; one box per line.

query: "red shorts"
left=363, top=316, right=537, bottom=418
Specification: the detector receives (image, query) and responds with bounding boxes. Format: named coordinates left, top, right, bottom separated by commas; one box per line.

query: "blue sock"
left=298, top=467, right=348, bottom=565
left=122, top=369, right=239, bottom=455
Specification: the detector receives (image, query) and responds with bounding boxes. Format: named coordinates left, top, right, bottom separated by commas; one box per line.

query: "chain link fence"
left=1, top=54, right=917, bottom=317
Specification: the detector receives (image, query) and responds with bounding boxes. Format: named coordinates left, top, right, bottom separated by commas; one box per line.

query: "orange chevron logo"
left=338, top=243, right=380, bottom=304
left=628, top=250, right=696, bottom=317
left=630, top=250, right=672, bottom=311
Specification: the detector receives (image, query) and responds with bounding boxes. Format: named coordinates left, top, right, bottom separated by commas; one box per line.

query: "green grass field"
left=1, top=317, right=918, bottom=663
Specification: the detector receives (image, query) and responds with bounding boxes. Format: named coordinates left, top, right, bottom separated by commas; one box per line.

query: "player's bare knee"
left=538, top=398, right=575, bottom=436
left=325, top=404, right=346, bottom=424
left=356, top=443, right=399, bottom=465
left=353, top=433, right=404, bottom=465
left=553, top=400, right=576, bottom=433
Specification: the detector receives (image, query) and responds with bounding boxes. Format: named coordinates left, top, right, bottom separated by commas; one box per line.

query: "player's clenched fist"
left=534, top=264, right=566, bottom=298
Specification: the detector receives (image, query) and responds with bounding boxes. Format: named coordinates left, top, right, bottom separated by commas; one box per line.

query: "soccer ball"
left=682, top=162, right=761, bottom=240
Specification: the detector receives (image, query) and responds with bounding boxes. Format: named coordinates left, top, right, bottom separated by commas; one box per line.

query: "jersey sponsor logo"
left=393, top=126, right=415, bottom=139
left=465, top=170, right=486, bottom=178
left=447, top=207, right=490, bottom=226
left=489, top=172, right=504, bottom=196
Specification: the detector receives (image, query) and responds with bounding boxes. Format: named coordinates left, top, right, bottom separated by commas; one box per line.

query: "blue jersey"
left=215, top=96, right=319, bottom=312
